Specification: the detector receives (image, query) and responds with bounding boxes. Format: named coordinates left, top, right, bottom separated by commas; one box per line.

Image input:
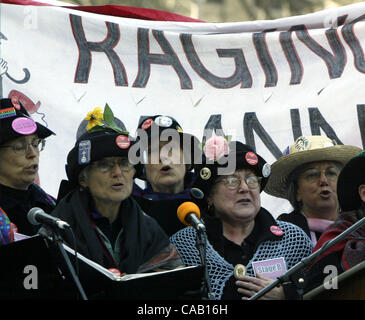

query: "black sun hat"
left=0, top=98, right=54, bottom=145
left=337, top=150, right=365, bottom=211
left=190, top=136, right=271, bottom=203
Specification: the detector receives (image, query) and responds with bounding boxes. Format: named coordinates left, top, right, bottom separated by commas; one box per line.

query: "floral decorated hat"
left=0, top=98, right=54, bottom=145
left=65, top=104, right=142, bottom=185
left=190, top=136, right=270, bottom=202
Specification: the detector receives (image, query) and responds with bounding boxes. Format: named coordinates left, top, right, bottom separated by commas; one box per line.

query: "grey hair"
left=286, top=161, right=344, bottom=211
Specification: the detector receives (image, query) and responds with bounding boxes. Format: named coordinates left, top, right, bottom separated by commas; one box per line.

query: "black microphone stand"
left=38, top=226, right=88, bottom=300
left=249, top=215, right=365, bottom=300
left=195, top=229, right=215, bottom=300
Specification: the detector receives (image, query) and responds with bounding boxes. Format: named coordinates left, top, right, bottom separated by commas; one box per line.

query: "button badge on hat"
left=200, top=167, right=211, bottom=180
left=245, top=152, right=258, bottom=166
left=294, top=136, right=310, bottom=151
left=115, top=135, right=130, bottom=149
left=12, top=117, right=37, bottom=135
left=78, top=140, right=91, bottom=165
left=141, top=118, right=153, bottom=130
left=154, top=116, right=172, bottom=128
left=262, top=163, right=271, bottom=178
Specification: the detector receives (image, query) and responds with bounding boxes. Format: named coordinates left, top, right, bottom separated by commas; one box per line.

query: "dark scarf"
left=0, top=183, right=56, bottom=235
left=52, top=189, right=179, bottom=274
left=312, top=209, right=365, bottom=271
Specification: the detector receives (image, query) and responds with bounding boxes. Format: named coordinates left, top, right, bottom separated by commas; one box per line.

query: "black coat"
left=51, top=189, right=178, bottom=274
left=0, top=183, right=55, bottom=236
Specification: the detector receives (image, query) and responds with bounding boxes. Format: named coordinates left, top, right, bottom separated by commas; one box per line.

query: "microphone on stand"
left=28, top=207, right=71, bottom=230
left=177, top=202, right=206, bottom=232
left=177, top=201, right=214, bottom=299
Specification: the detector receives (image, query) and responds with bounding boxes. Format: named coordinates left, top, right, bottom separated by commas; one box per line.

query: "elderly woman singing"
left=170, top=136, right=313, bottom=300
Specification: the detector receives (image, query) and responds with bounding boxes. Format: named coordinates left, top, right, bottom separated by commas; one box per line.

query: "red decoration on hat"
left=270, top=225, right=284, bottom=236
left=115, top=135, right=130, bottom=149
left=8, top=90, right=41, bottom=114
left=141, top=118, right=153, bottom=130
left=245, top=152, right=258, bottom=165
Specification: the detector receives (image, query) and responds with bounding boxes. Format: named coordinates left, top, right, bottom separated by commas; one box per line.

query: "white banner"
left=2, top=1, right=365, bottom=216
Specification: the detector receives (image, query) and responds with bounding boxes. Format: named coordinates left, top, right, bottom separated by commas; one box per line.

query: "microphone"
left=177, top=202, right=206, bottom=232
left=28, top=207, right=71, bottom=230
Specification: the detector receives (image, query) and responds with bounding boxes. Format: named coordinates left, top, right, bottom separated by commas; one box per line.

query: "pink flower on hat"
left=203, top=136, right=229, bottom=161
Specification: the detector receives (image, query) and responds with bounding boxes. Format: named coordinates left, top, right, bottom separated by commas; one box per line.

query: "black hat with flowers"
left=136, top=115, right=202, bottom=173
left=0, top=98, right=54, bottom=145
left=65, top=104, right=142, bottom=185
left=190, top=136, right=270, bottom=203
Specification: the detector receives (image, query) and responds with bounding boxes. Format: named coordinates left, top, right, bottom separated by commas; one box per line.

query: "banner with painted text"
left=1, top=0, right=365, bottom=216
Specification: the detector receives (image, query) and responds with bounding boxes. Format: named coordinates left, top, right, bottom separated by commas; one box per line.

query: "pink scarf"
left=307, top=218, right=334, bottom=246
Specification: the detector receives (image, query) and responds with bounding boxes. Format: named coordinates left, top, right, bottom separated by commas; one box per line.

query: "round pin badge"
left=200, top=167, right=211, bottom=180
left=294, top=136, right=310, bottom=151
left=245, top=152, right=258, bottom=166
left=262, top=163, right=271, bottom=178
left=190, top=187, right=204, bottom=199
left=141, top=118, right=153, bottom=130
left=154, top=116, right=172, bottom=128
left=270, top=225, right=284, bottom=236
left=115, top=135, right=131, bottom=149
left=12, top=117, right=37, bottom=135
left=234, top=264, right=246, bottom=279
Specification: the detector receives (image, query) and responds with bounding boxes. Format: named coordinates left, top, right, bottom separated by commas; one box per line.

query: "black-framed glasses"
left=216, top=175, right=262, bottom=190
left=0, top=138, right=45, bottom=155
left=91, top=158, right=134, bottom=173
left=300, top=167, right=340, bottom=183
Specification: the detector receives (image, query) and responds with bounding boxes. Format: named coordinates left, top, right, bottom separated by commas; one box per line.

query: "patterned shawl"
left=0, top=207, right=16, bottom=245
left=312, top=210, right=365, bottom=271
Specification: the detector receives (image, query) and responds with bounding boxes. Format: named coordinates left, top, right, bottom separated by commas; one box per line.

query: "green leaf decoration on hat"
left=85, top=103, right=129, bottom=135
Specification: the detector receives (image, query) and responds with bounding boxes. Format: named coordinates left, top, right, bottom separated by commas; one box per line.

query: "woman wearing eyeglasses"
left=0, top=98, right=55, bottom=238
left=265, top=136, right=362, bottom=247
left=51, top=106, right=181, bottom=292
left=170, top=138, right=313, bottom=300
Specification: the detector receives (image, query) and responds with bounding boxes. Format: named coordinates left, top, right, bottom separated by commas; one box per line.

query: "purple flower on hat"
left=203, top=136, right=229, bottom=161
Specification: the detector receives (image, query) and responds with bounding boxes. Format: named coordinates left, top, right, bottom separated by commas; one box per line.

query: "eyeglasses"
left=91, top=158, right=134, bottom=173
left=0, top=138, right=45, bottom=155
left=216, top=175, right=262, bottom=190
left=300, top=167, right=340, bottom=183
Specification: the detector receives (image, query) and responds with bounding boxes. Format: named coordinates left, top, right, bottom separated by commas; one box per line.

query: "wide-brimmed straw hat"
left=337, top=150, right=365, bottom=211
left=264, top=135, right=362, bottom=199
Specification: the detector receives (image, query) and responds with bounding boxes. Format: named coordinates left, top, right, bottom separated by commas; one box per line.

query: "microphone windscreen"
left=177, top=201, right=201, bottom=225
left=27, top=207, right=42, bottom=225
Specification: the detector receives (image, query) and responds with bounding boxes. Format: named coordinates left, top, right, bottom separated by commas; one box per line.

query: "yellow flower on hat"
left=85, top=107, right=104, bottom=131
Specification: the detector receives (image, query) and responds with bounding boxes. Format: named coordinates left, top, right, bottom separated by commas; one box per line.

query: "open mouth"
left=319, top=190, right=331, bottom=198
left=236, top=198, right=251, bottom=205
left=160, top=165, right=172, bottom=172
left=111, top=182, right=124, bottom=189
left=25, top=164, right=38, bottom=173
